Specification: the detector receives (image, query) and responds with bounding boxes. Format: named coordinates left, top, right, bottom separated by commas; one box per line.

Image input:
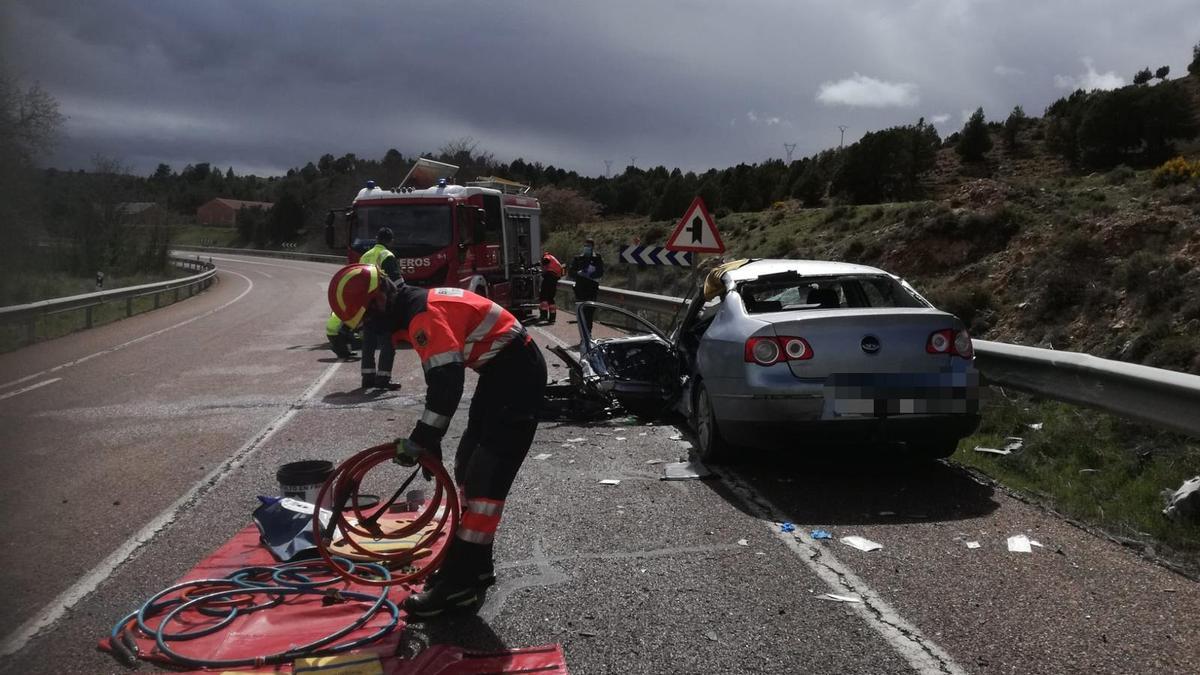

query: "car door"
left=574, top=301, right=683, bottom=418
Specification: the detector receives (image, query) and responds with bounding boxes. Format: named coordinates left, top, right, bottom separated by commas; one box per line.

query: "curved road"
left=0, top=252, right=1195, bottom=674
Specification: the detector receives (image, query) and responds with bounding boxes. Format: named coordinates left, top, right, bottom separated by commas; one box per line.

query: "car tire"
left=693, top=382, right=731, bottom=463
left=913, top=437, right=960, bottom=461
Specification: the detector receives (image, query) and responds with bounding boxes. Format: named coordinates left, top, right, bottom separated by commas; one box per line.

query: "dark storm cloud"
left=3, top=0, right=1199, bottom=176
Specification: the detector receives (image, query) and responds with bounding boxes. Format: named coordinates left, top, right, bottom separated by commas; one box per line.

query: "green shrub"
left=1105, top=165, right=1136, bottom=185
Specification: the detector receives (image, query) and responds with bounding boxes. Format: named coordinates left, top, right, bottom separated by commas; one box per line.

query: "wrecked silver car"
left=552, top=259, right=981, bottom=462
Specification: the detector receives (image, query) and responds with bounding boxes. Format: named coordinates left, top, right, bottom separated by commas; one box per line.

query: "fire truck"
left=325, top=159, right=543, bottom=317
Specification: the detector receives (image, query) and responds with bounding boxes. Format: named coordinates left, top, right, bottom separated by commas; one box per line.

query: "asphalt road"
left=0, top=252, right=1195, bottom=674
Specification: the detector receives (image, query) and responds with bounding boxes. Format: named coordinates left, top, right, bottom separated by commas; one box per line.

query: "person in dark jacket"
left=568, top=238, right=604, bottom=331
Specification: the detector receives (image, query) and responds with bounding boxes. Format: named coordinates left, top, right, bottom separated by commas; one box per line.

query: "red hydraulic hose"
left=312, top=442, right=460, bottom=587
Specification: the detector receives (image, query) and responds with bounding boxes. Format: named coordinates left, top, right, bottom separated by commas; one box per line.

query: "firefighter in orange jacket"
left=538, top=251, right=564, bottom=323
left=328, top=263, right=547, bottom=618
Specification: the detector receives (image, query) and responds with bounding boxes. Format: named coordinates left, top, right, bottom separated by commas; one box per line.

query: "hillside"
left=547, top=107, right=1200, bottom=376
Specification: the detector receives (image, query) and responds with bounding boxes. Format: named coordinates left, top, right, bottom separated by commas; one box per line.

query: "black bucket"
left=276, top=460, right=334, bottom=504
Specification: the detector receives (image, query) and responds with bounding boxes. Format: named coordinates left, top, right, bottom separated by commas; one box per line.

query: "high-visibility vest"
left=393, top=288, right=527, bottom=373
left=325, top=312, right=344, bottom=337
left=359, top=243, right=394, bottom=270
left=542, top=253, right=564, bottom=278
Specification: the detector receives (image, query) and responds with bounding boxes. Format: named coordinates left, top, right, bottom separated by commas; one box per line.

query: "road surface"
left=0, top=252, right=1195, bottom=674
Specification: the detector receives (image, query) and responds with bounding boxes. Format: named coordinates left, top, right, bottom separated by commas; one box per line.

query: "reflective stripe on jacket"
left=394, top=288, right=526, bottom=373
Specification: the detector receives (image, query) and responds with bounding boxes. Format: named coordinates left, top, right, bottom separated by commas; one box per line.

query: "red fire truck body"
left=328, top=173, right=542, bottom=317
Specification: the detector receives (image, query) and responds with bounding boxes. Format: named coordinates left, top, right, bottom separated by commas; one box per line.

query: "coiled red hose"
left=312, top=442, right=460, bottom=586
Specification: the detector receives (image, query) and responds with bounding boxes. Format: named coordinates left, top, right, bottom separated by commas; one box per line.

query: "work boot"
left=361, top=376, right=373, bottom=389
left=374, top=375, right=392, bottom=389
left=548, top=311, right=556, bottom=324
left=404, top=540, right=495, bottom=619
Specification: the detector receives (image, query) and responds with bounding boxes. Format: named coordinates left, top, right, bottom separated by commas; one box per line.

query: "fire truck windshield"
left=356, top=204, right=452, bottom=250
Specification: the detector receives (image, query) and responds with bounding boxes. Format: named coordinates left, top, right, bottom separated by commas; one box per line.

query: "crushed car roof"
left=723, top=259, right=893, bottom=282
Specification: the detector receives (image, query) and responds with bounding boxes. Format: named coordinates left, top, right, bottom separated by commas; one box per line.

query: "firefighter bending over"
left=538, top=251, right=564, bottom=324
left=358, top=228, right=403, bottom=389
left=328, top=263, right=547, bottom=618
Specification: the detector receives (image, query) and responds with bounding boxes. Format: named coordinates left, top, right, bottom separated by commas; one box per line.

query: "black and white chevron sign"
left=618, top=245, right=693, bottom=266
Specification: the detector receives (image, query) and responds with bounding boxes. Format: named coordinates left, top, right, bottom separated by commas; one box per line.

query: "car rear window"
left=738, top=275, right=926, bottom=312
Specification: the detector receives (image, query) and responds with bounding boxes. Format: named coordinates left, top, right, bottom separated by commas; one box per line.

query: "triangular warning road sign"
left=665, top=197, right=725, bottom=253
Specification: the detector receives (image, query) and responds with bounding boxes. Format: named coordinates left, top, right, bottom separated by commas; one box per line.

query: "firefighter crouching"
left=538, top=251, right=564, bottom=324
left=325, top=312, right=359, bottom=359
left=328, top=263, right=547, bottom=618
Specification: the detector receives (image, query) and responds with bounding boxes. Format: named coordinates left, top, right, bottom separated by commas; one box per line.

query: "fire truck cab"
left=326, top=163, right=542, bottom=318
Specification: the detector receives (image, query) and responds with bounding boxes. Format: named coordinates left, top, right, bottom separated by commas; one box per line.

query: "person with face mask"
left=568, top=238, right=604, bottom=331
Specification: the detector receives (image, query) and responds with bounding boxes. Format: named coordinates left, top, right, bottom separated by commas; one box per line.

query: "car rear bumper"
left=705, top=368, right=980, bottom=445
left=718, top=414, right=981, bottom=447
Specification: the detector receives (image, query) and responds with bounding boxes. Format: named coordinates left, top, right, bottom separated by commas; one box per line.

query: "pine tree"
left=956, top=108, right=993, bottom=162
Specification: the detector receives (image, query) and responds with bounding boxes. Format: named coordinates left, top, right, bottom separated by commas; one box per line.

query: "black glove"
left=393, top=437, right=443, bottom=480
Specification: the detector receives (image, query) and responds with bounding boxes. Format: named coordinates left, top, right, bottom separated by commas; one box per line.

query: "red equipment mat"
left=97, top=521, right=568, bottom=674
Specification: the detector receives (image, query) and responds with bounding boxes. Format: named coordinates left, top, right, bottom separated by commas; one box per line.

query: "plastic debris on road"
left=598, top=479, right=621, bottom=486
left=566, top=437, right=585, bottom=443
left=1007, top=535, right=1033, bottom=553
left=737, top=539, right=749, bottom=546
left=1163, top=475, right=1200, bottom=522
left=532, top=453, right=553, bottom=461
left=973, top=445, right=1011, bottom=456
left=966, top=541, right=981, bottom=549
left=780, top=522, right=796, bottom=533
left=615, top=436, right=627, bottom=441
left=818, top=593, right=862, bottom=603
left=669, top=434, right=683, bottom=441
left=1003, top=437, right=1024, bottom=453
left=810, top=529, right=833, bottom=540
left=661, top=460, right=711, bottom=481
left=1028, top=422, right=1044, bottom=431
left=840, top=536, right=883, bottom=552
left=645, top=459, right=666, bottom=465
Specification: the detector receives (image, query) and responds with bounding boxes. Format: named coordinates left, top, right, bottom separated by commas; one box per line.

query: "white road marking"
left=0, top=378, right=61, bottom=402
left=0, top=269, right=255, bottom=392
left=530, top=325, right=570, bottom=348
left=0, top=360, right=342, bottom=658
left=255, top=269, right=274, bottom=279
left=716, top=467, right=967, bottom=675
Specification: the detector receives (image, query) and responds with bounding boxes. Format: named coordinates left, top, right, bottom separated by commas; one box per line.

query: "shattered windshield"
left=738, top=275, right=927, bottom=313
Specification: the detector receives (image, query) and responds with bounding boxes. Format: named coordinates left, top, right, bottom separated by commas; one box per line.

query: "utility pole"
left=838, top=125, right=848, bottom=149
left=783, top=143, right=797, bottom=163
left=604, top=160, right=613, bottom=178
left=629, top=156, right=637, bottom=169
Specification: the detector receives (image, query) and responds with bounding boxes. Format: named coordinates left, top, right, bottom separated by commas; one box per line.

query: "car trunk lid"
left=767, top=307, right=965, bottom=378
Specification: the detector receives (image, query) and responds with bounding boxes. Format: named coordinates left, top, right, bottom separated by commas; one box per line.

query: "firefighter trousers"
left=361, top=328, right=395, bottom=382
left=453, top=338, right=547, bottom=502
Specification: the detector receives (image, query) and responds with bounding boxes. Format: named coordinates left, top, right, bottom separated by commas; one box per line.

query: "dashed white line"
left=0, top=378, right=61, bottom=401
left=0, top=269, right=254, bottom=392
left=0, top=360, right=342, bottom=658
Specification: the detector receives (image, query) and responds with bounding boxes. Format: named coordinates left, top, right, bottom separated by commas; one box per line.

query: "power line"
left=838, top=125, right=848, bottom=149
left=629, top=156, right=637, bottom=169
left=783, top=143, right=797, bottom=163
left=603, top=160, right=613, bottom=178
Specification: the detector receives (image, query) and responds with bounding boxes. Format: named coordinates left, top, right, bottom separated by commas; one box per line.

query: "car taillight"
left=745, top=336, right=813, bottom=365
left=927, top=329, right=973, bottom=358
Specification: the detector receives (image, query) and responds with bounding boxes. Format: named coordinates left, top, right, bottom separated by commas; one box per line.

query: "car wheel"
left=693, top=382, right=730, bottom=463
left=912, top=437, right=960, bottom=461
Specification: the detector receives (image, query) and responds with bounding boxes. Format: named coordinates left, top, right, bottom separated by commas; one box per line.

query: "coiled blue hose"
left=108, top=556, right=400, bottom=669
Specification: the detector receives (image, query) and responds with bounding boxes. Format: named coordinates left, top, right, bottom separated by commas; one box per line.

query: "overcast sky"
left=4, top=1, right=1199, bottom=178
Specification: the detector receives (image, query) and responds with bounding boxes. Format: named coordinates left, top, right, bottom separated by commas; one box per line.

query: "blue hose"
left=109, top=557, right=400, bottom=669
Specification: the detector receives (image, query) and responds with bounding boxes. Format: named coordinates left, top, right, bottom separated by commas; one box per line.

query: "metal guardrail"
left=0, top=256, right=217, bottom=347
left=172, top=245, right=344, bottom=264
left=557, top=279, right=1200, bottom=437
